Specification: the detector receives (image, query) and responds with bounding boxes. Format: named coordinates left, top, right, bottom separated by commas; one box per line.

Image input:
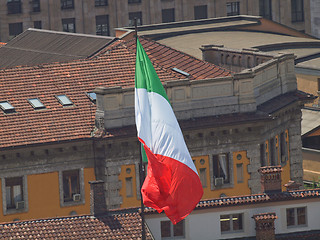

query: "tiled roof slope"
left=144, top=189, right=320, bottom=213
left=0, top=37, right=231, bottom=149
left=0, top=211, right=153, bottom=239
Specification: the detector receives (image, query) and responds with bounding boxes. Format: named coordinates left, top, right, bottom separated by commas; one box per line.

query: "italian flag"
left=135, top=38, right=203, bottom=224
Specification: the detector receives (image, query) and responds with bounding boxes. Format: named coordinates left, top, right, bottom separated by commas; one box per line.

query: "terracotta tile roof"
left=258, top=165, right=283, bottom=174
left=0, top=211, right=153, bottom=239
left=253, top=212, right=277, bottom=221
left=144, top=189, right=320, bottom=213
left=0, top=37, right=230, bottom=149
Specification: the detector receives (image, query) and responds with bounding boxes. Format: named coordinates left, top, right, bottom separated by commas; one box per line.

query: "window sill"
left=61, top=199, right=85, bottom=207
left=4, top=207, right=27, bottom=216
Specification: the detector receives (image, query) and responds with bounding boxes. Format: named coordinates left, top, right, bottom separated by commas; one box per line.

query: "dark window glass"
left=9, top=22, right=23, bottom=37
left=61, top=0, right=74, bottom=9
left=96, top=15, right=109, bottom=36
left=162, top=8, right=175, bottom=23
left=160, top=221, right=171, bottom=237
left=95, top=0, right=108, bottom=6
left=129, top=12, right=142, bottom=26
left=63, top=170, right=80, bottom=202
left=7, top=0, right=21, bottom=14
left=212, top=153, right=230, bottom=184
left=128, top=0, right=141, bottom=3
left=33, top=21, right=42, bottom=29
left=259, top=0, right=272, bottom=19
left=62, top=18, right=76, bottom=33
left=5, top=177, right=23, bottom=209
left=226, top=2, right=240, bottom=16
left=194, top=5, right=207, bottom=20
left=173, top=220, right=184, bottom=236
left=32, top=0, right=40, bottom=12
left=291, top=0, right=304, bottom=22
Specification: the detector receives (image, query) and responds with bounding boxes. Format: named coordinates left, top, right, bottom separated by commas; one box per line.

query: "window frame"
left=8, top=22, right=23, bottom=38
left=31, top=0, right=40, bottom=12
left=0, top=101, right=16, bottom=113
left=129, top=11, right=142, bottom=27
left=291, top=0, right=304, bottom=23
left=62, top=18, right=76, bottom=33
left=220, top=213, right=244, bottom=233
left=95, top=0, right=108, bottom=6
left=61, top=0, right=74, bottom=10
left=7, top=0, right=22, bottom=14
left=226, top=2, right=240, bottom=16
left=212, top=153, right=230, bottom=185
left=95, top=15, right=109, bottom=36
left=2, top=176, right=28, bottom=215
left=59, top=168, right=85, bottom=207
left=286, top=207, right=307, bottom=228
left=162, top=8, right=175, bottom=23
left=194, top=5, right=208, bottom=20
left=160, top=219, right=185, bottom=238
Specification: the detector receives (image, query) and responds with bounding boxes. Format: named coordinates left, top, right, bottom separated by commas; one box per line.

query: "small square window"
left=226, top=2, right=240, bottom=16
left=128, top=0, right=141, bottom=3
left=62, top=18, right=76, bottom=33
left=28, top=98, right=45, bottom=109
left=34, top=21, right=42, bottom=29
left=56, top=95, right=73, bottom=106
left=286, top=207, right=307, bottom=227
left=161, top=219, right=185, bottom=238
left=220, top=213, right=243, bottom=233
left=0, top=101, right=15, bottom=113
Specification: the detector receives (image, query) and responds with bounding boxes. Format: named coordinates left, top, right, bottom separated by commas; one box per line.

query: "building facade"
left=0, top=0, right=313, bottom=42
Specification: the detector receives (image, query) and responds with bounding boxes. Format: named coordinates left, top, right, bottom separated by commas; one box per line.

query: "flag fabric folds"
left=134, top=38, right=203, bottom=224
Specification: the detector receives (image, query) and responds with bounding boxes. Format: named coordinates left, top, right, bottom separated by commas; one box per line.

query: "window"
left=220, top=213, right=243, bottom=232
left=226, top=2, right=240, bottom=16
left=86, top=92, right=96, bottom=103
left=9, top=22, right=23, bottom=38
left=213, top=153, right=230, bottom=185
left=259, top=0, right=272, bottom=19
left=63, top=170, right=80, bottom=202
left=7, top=0, right=21, bottom=14
left=199, top=168, right=207, bottom=187
left=31, top=0, right=40, bottom=12
left=61, top=0, right=74, bottom=9
left=128, top=0, right=141, bottom=3
left=236, top=163, right=243, bottom=183
left=33, top=21, right=42, bottom=29
left=5, top=177, right=24, bottom=210
left=95, top=0, right=108, bottom=6
left=129, top=12, right=142, bottom=26
left=96, top=15, right=109, bottom=36
left=194, top=5, right=207, bottom=20
left=125, top=177, right=133, bottom=197
left=62, top=18, right=76, bottom=33
left=291, top=0, right=304, bottom=22
left=28, top=98, right=45, bottom=109
left=161, top=220, right=184, bottom=238
left=0, top=101, right=15, bottom=113
left=56, top=94, right=73, bottom=106
left=162, top=8, right=175, bottom=23
left=287, top=207, right=307, bottom=227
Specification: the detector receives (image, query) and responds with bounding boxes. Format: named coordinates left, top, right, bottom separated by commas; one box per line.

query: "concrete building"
left=0, top=0, right=315, bottom=42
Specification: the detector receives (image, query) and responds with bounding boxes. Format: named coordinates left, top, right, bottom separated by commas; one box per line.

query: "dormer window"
left=28, top=98, right=45, bottom=109
left=0, top=101, right=15, bottom=113
left=56, top=95, right=73, bottom=106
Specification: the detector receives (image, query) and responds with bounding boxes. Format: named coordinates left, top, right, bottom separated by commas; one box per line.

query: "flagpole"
left=135, top=18, right=146, bottom=240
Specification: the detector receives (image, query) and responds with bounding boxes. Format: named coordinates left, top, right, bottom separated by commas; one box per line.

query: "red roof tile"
left=0, top=211, right=153, bottom=239
left=0, top=37, right=231, bottom=149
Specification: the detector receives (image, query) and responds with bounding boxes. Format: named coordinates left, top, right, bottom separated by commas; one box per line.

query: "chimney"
left=89, top=180, right=107, bottom=216
left=253, top=212, right=277, bottom=240
left=258, top=166, right=282, bottom=193
left=284, top=180, right=302, bottom=191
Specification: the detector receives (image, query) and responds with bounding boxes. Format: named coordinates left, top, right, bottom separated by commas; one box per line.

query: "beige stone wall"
left=0, top=0, right=312, bottom=42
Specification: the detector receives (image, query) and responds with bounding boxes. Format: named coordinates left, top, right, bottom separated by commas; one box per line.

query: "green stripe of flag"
left=135, top=38, right=169, bottom=103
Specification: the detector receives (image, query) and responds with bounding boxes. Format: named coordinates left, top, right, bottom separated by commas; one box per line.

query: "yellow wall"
left=119, top=164, right=140, bottom=208
left=0, top=168, right=95, bottom=222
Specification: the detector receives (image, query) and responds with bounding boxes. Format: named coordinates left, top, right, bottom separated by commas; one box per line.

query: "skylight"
left=86, top=92, right=96, bottom=103
left=0, top=101, right=15, bottom=113
left=28, top=98, right=45, bottom=109
left=172, top=67, right=190, bottom=77
left=56, top=95, right=73, bottom=106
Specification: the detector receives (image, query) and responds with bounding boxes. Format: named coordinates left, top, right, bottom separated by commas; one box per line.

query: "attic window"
left=56, top=95, right=73, bottom=106
left=28, top=98, right=45, bottom=109
left=86, top=92, right=96, bottom=103
left=0, top=101, right=15, bottom=113
left=172, top=67, right=190, bottom=77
